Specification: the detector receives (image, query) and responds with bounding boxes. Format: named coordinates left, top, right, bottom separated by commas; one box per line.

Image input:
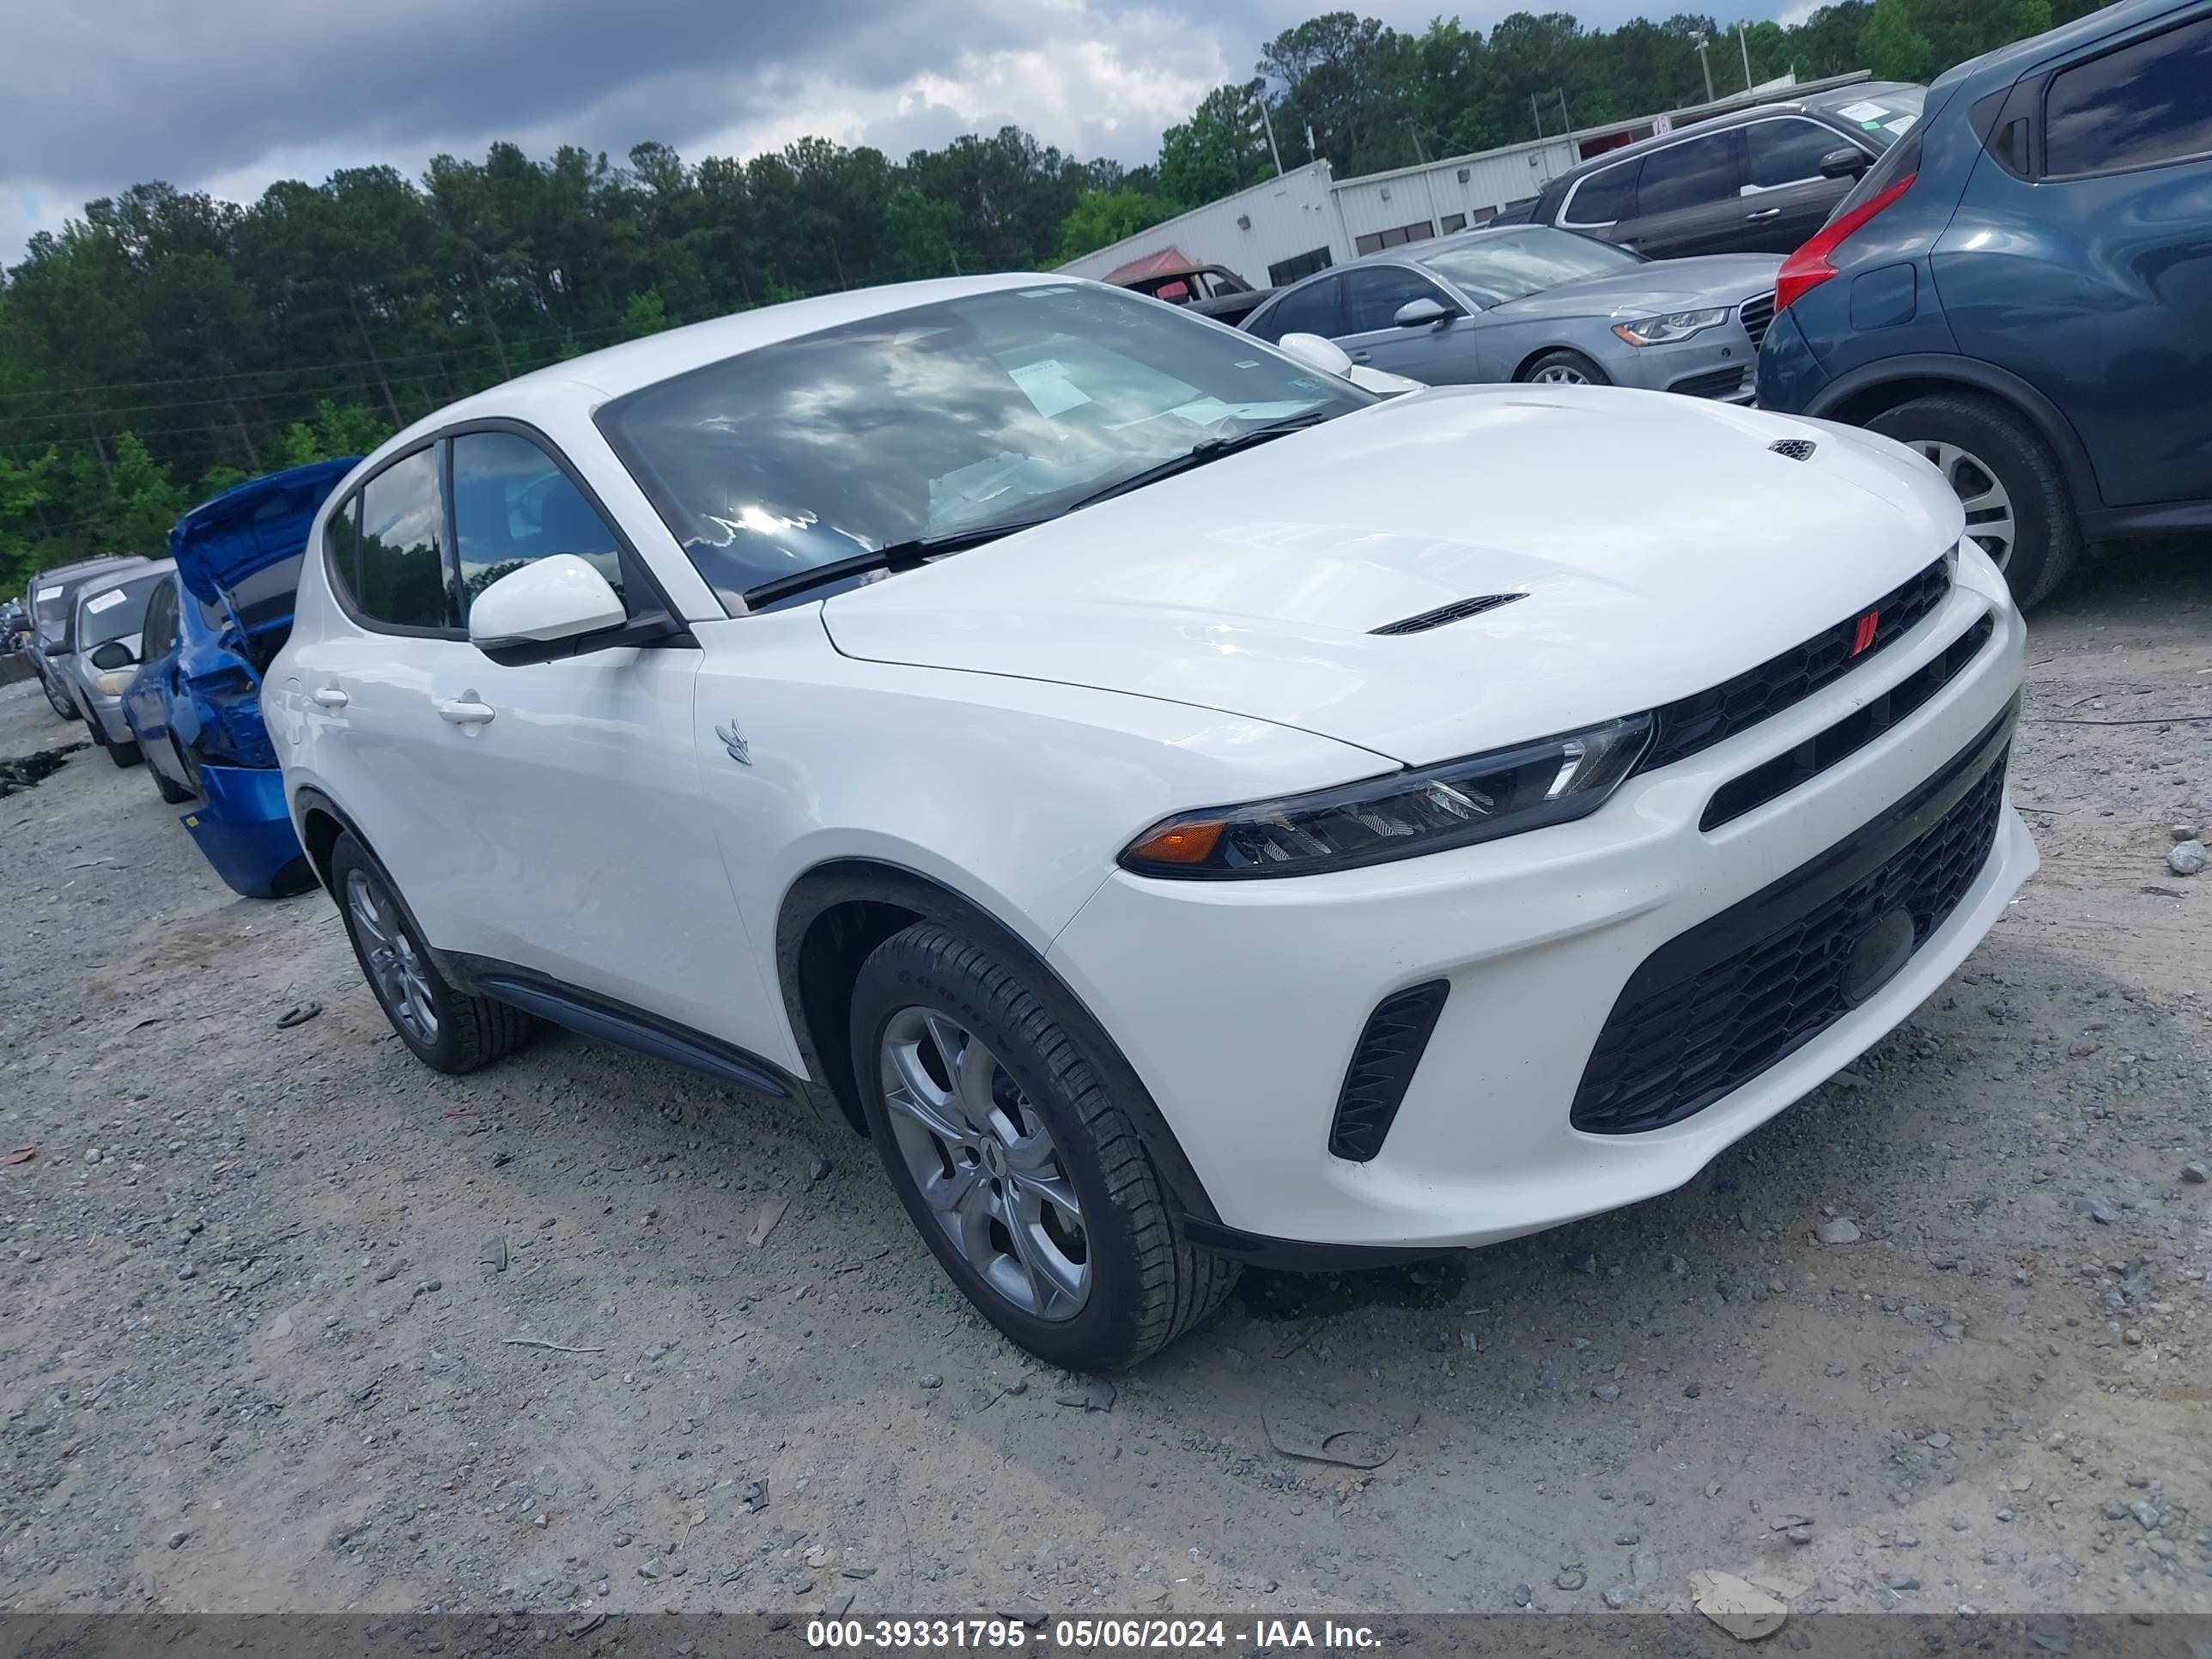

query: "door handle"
left=1745, top=207, right=1783, bottom=221
left=312, top=686, right=349, bottom=708
left=1351, top=349, right=1372, bottom=362
left=435, top=697, right=496, bottom=726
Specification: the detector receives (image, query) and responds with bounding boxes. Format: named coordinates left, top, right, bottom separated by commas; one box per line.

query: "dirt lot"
left=2, top=546, right=2209, bottom=1624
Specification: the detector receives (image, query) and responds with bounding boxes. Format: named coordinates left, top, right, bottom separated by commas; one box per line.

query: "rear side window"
left=140, top=580, right=179, bottom=660
left=451, top=431, right=633, bottom=617
left=352, top=448, right=453, bottom=630
left=1250, top=277, right=1342, bottom=341
left=1563, top=160, right=1636, bottom=224
left=1635, top=130, right=1744, bottom=215
left=2045, top=16, right=2212, bottom=177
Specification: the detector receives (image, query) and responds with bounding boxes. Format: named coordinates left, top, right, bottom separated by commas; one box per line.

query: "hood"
left=821, top=386, right=1966, bottom=766
left=169, top=458, right=360, bottom=612
left=1487, top=253, right=1783, bottom=322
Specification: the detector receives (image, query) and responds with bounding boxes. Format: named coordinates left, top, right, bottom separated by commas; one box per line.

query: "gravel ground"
left=2, top=544, right=2209, bottom=1623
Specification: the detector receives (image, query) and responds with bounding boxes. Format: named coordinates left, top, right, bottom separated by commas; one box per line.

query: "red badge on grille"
left=1850, top=610, right=1880, bottom=656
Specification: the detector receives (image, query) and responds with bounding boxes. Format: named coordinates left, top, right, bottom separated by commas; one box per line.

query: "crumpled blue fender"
left=179, top=764, right=317, bottom=900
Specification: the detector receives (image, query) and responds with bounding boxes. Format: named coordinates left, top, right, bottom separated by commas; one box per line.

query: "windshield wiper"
left=742, top=518, right=1051, bottom=609
left=1062, top=410, right=1334, bottom=512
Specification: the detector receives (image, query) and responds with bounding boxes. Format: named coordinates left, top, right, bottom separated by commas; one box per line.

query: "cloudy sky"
left=1, top=0, right=1793, bottom=266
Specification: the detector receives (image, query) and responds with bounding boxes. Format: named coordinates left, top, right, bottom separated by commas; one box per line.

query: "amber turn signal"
left=1123, top=819, right=1224, bottom=866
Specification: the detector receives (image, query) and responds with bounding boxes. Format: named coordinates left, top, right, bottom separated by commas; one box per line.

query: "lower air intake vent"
left=1328, top=981, right=1449, bottom=1162
left=1370, top=592, right=1525, bottom=636
left=1768, top=438, right=1817, bottom=461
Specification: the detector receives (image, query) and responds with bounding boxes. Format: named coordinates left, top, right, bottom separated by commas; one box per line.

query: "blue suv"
left=1757, top=0, right=2212, bottom=605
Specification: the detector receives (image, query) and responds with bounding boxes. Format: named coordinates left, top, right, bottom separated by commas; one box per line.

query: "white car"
left=269, top=274, right=2036, bottom=1371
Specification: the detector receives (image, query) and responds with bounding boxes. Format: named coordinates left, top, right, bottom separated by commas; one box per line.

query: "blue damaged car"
left=120, top=459, right=359, bottom=897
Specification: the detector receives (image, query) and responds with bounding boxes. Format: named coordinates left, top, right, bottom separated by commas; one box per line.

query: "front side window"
left=2045, top=16, right=2212, bottom=177
left=451, top=431, right=631, bottom=616
left=598, top=284, right=1369, bottom=609
left=1249, top=276, right=1342, bottom=341
left=352, top=448, right=452, bottom=630
left=1421, top=227, right=1644, bottom=306
left=1340, top=266, right=1455, bottom=332
left=1563, top=160, right=1637, bottom=225
left=1635, top=130, right=1744, bottom=215
left=1747, top=118, right=1855, bottom=190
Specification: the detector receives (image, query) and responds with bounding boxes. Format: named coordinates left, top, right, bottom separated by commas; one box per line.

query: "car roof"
left=34, top=554, right=149, bottom=586
left=1541, top=85, right=1927, bottom=189
left=76, top=558, right=177, bottom=603
left=1936, top=0, right=2181, bottom=89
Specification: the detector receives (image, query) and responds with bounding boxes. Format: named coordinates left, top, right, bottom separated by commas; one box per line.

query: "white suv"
left=270, top=275, right=2035, bottom=1370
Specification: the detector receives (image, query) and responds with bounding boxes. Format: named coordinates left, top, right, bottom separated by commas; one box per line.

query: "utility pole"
left=1558, top=87, right=1572, bottom=137
left=1693, top=33, right=1716, bottom=103
left=1530, top=92, right=1545, bottom=143
left=1305, top=123, right=1318, bottom=161
left=1256, top=93, right=1285, bottom=176
left=1406, top=118, right=1429, bottom=164
left=1739, top=23, right=1754, bottom=91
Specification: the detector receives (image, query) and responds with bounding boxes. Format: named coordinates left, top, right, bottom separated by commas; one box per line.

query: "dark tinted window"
left=599, top=284, right=1368, bottom=608
left=353, top=449, right=452, bottom=629
left=1564, top=159, right=1637, bottom=223
left=2045, top=16, right=2212, bottom=177
left=1635, top=130, right=1743, bottom=214
left=1249, top=276, right=1342, bottom=340
left=1267, top=246, right=1333, bottom=286
left=140, top=579, right=179, bottom=659
left=1340, top=266, right=1454, bottom=332
left=1747, top=118, right=1853, bottom=189
left=452, top=431, right=631, bottom=616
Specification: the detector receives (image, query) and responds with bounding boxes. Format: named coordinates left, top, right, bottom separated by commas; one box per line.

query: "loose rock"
left=1814, top=1218, right=1861, bottom=1245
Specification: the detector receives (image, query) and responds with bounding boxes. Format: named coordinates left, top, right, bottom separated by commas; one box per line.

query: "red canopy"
left=1102, top=246, right=1194, bottom=283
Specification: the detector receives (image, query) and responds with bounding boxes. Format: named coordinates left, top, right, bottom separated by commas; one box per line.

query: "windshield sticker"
left=35, top=586, right=61, bottom=602
left=1884, top=114, right=1918, bottom=135
left=1836, top=100, right=1890, bottom=122
left=84, top=589, right=128, bottom=615
left=1007, top=358, right=1092, bottom=417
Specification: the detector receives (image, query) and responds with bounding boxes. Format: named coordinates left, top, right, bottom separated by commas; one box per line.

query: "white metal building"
left=1058, top=70, right=1872, bottom=289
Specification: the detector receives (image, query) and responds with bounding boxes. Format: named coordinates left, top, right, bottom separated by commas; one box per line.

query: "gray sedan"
left=1242, top=226, right=1781, bottom=403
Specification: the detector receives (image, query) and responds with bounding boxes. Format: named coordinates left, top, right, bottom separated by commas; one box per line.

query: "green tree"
left=621, top=289, right=670, bottom=338
left=1056, top=189, right=1180, bottom=263
left=1859, top=0, right=1936, bottom=81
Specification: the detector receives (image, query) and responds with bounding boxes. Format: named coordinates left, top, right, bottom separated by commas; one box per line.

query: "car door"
left=1741, top=117, right=1865, bottom=252
left=124, top=575, right=187, bottom=790
left=1335, top=264, right=1480, bottom=381
left=1619, top=126, right=1749, bottom=257
left=1938, top=9, right=2212, bottom=508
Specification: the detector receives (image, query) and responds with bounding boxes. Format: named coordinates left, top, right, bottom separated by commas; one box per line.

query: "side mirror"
left=469, top=555, right=627, bottom=665
left=41, top=638, right=68, bottom=658
left=1820, top=147, right=1870, bottom=179
left=1276, top=331, right=1355, bottom=377
left=88, top=641, right=137, bottom=672
left=1393, top=297, right=1453, bottom=328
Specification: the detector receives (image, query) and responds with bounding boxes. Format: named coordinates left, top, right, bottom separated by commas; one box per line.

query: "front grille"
left=1639, top=556, right=1952, bottom=776
left=1702, top=613, right=1994, bottom=830
left=1739, top=290, right=1777, bottom=348
left=1669, top=365, right=1752, bottom=400
left=1571, top=708, right=2013, bottom=1136
left=1328, top=980, right=1449, bottom=1162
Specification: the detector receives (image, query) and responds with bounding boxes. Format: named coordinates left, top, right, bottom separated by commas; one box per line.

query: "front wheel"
left=850, top=923, right=1238, bottom=1371
left=329, top=831, right=536, bottom=1073
left=1521, top=348, right=1611, bottom=388
left=41, top=674, right=76, bottom=721
left=1868, top=393, right=2078, bottom=607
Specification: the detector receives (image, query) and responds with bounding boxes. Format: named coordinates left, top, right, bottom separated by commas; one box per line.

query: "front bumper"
left=1607, top=318, right=1760, bottom=403
left=1048, top=553, right=2033, bottom=1250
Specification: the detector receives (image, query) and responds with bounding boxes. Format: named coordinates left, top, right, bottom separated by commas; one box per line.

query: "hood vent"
left=1370, top=592, right=1525, bottom=636
left=1768, top=438, right=1818, bottom=462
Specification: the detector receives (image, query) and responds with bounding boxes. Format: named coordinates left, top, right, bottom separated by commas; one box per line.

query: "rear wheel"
left=329, top=831, right=536, bottom=1073
left=849, top=922, right=1238, bottom=1371
left=103, top=724, right=143, bottom=769
left=1521, top=348, right=1611, bottom=388
left=1867, top=392, right=2078, bottom=607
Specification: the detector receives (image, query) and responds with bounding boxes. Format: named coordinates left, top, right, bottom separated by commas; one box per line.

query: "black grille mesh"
left=1571, top=730, right=2009, bottom=1136
left=1739, top=291, right=1777, bottom=348
left=1328, top=981, right=1449, bottom=1162
left=1370, top=593, right=1525, bottom=636
left=1641, top=556, right=1952, bottom=776
left=1669, top=365, right=1752, bottom=400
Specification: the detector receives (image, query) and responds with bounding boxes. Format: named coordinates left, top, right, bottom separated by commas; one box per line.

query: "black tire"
left=104, top=726, right=143, bottom=769
left=41, top=674, right=76, bottom=721
left=1520, top=348, right=1612, bottom=388
left=849, top=922, right=1238, bottom=1371
left=328, top=830, right=536, bottom=1074
left=1867, top=392, right=2079, bottom=608
left=149, top=740, right=195, bottom=804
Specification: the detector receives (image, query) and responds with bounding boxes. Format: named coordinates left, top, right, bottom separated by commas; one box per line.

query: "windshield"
left=1832, top=84, right=1928, bottom=147
left=1421, top=228, right=1646, bottom=306
left=78, top=573, right=162, bottom=650
left=597, top=283, right=1370, bottom=610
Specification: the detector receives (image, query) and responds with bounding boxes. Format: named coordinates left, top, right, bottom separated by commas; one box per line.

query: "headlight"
left=1612, top=307, right=1730, bottom=346
left=1120, top=714, right=1654, bottom=879
left=92, top=669, right=134, bottom=696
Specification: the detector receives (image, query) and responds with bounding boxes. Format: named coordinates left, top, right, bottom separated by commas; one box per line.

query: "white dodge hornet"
left=268, top=274, right=2035, bottom=1370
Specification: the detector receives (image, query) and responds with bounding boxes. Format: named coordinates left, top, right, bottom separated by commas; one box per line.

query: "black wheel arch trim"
left=1803, top=354, right=2101, bottom=514
left=1179, top=1216, right=1447, bottom=1272
left=775, top=858, right=1224, bottom=1227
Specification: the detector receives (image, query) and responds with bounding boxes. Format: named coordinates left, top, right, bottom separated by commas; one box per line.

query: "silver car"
left=1243, top=225, right=1781, bottom=403
left=62, top=559, right=176, bottom=769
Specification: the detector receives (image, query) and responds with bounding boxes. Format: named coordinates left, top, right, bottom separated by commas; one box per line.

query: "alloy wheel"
left=1530, top=363, right=1590, bottom=386
left=344, top=867, right=440, bottom=1044
left=1911, top=440, right=2016, bottom=571
left=878, top=1006, right=1091, bottom=1321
